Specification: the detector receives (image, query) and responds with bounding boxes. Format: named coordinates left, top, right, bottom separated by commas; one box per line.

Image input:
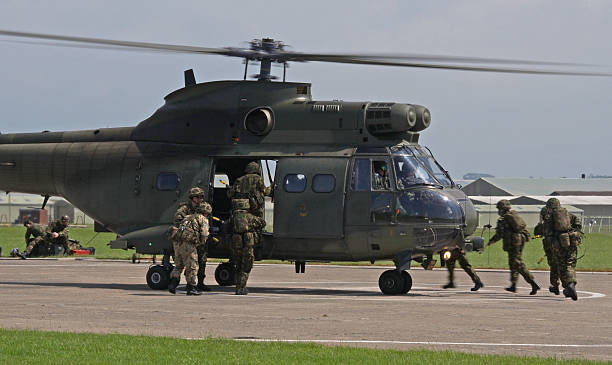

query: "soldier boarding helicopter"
left=1, top=30, right=610, bottom=294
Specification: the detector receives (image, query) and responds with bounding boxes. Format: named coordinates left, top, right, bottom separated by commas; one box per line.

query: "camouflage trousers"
left=25, top=237, right=44, bottom=255
left=232, top=232, right=255, bottom=289
left=446, top=248, right=480, bottom=284
left=170, top=240, right=199, bottom=286
left=553, top=242, right=577, bottom=287
left=542, top=237, right=560, bottom=287
left=507, top=242, right=534, bottom=285
left=196, top=245, right=207, bottom=282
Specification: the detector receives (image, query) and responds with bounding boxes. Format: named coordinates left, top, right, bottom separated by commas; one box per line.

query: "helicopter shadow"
left=0, top=281, right=150, bottom=292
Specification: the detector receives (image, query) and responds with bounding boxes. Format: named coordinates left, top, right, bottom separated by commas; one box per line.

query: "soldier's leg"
left=184, top=242, right=200, bottom=295
left=457, top=253, right=482, bottom=288
left=196, top=244, right=209, bottom=291
left=443, top=257, right=456, bottom=288
left=515, top=246, right=535, bottom=283
left=543, top=238, right=560, bottom=289
left=170, top=241, right=184, bottom=280
left=232, top=234, right=243, bottom=274
left=236, top=233, right=254, bottom=295
left=507, top=250, right=519, bottom=286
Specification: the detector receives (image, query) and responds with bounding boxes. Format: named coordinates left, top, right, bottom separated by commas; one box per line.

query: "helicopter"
left=1, top=30, right=610, bottom=294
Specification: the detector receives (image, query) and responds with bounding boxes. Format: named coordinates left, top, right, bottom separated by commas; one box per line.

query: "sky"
left=1, top=1, right=611, bottom=180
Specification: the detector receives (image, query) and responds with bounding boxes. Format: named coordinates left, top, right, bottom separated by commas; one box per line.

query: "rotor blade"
left=303, top=57, right=612, bottom=77
left=2, top=39, right=204, bottom=55
left=0, top=29, right=233, bottom=56
left=281, top=51, right=593, bottom=67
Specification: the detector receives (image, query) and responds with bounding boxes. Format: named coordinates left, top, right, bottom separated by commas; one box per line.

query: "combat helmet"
left=188, top=187, right=205, bottom=199
left=231, top=198, right=250, bottom=211
left=496, top=199, right=511, bottom=211
left=245, top=161, right=261, bottom=174
left=195, top=202, right=212, bottom=215
left=546, top=197, right=561, bottom=209
left=60, top=215, right=70, bottom=224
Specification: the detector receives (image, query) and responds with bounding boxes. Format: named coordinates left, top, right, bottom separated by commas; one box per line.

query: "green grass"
left=1, top=226, right=611, bottom=271
left=0, top=329, right=605, bottom=365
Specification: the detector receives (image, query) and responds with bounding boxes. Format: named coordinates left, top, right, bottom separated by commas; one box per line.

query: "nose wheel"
left=378, top=270, right=412, bottom=295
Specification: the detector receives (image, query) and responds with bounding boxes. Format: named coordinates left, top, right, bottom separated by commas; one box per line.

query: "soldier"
left=227, top=161, right=269, bottom=219
left=169, top=187, right=212, bottom=292
left=230, top=198, right=266, bottom=295
left=543, top=198, right=580, bottom=301
left=442, top=247, right=484, bottom=291
left=17, top=219, right=46, bottom=259
left=372, top=162, right=391, bottom=190
left=46, top=215, right=71, bottom=254
left=167, top=202, right=210, bottom=295
left=538, top=203, right=561, bottom=295
left=488, top=200, right=540, bottom=295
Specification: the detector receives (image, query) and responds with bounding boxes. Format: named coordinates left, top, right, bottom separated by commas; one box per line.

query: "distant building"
left=0, top=192, right=94, bottom=225
left=462, top=172, right=494, bottom=180
left=461, top=178, right=612, bottom=196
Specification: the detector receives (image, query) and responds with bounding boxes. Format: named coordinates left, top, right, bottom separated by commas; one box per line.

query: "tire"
left=146, top=265, right=170, bottom=290
left=401, top=271, right=413, bottom=294
left=215, top=262, right=236, bottom=286
left=378, top=269, right=406, bottom=295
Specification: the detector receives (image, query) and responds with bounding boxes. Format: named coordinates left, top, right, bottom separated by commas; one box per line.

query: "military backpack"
left=552, top=207, right=571, bottom=232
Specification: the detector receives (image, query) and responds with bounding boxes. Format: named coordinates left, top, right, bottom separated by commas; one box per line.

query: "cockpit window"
left=392, top=155, right=439, bottom=189
left=408, top=145, right=453, bottom=187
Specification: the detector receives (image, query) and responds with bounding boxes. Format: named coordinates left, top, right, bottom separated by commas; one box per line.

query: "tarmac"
left=1, top=258, right=611, bottom=361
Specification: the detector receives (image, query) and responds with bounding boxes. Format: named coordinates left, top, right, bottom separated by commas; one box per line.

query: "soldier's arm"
left=58, top=227, right=69, bottom=239
left=173, top=206, right=187, bottom=227
left=200, top=219, right=210, bottom=244
left=488, top=220, right=503, bottom=244
left=24, top=228, right=30, bottom=243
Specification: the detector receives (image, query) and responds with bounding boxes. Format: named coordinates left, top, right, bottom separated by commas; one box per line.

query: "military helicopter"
left=1, top=30, right=610, bottom=294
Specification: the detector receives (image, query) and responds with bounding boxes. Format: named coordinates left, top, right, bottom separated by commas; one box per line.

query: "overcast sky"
left=1, top=1, right=611, bottom=180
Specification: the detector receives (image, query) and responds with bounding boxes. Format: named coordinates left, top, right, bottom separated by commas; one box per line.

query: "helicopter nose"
left=396, top=189, right=463, bottom=225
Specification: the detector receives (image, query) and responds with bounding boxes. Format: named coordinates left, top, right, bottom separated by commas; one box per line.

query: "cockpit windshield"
left=392, top=154, right=440, bottom=189
left=402, top=146, right=454, bottom=187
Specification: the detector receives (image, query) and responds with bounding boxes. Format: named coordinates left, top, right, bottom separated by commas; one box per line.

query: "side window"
left=284, top=174, right=307, bottom=193
left=312, top=174, right=335, bottom=193
left=372, top=160, right=391, bottom=191
left=350, top=158, right=370, bottom=191
left=156, top=173, right=179, bottom=190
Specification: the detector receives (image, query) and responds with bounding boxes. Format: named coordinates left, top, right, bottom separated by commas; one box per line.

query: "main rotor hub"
left=246, top=38, right=288, bottom=81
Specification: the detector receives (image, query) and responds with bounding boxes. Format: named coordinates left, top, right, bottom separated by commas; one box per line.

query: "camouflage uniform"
left=539, top=206, right=560, bottom=293
left=24, top=222, right=45, bottom=255
left=543, top=198, right=579, bottom=300
left=488, top=200, right=540, bottom=294
left=443, top=247, right=483, bottom=291
left=231, top=199, right=266, bottom=295
left=227, top=162, right=268, bottom=218
left=169, top=203, right=210, bottom=295
left=46, top=217, right=71, bottom=254
left=169, top=187, right=212, bottom=291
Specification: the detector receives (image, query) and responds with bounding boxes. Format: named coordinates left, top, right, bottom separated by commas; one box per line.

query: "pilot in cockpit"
left=372, top=162, right=391, bottom=190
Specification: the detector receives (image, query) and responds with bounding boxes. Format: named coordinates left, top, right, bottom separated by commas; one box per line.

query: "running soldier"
left=169, top=187, right=212, bottom=292
left=543, top=198, right=580, bottom=301
left=230, top=199, right=266, bottom=295
left=442, top=247, right=484, bottom=291
left=537, top=204, right=561, bottom=295
left=488, top=200, right=540, bottom=295
left=167, top=203, right=210, bottom=296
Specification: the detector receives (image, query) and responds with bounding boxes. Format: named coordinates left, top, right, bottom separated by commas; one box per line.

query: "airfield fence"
left=582, top=216, right=612, bottom=233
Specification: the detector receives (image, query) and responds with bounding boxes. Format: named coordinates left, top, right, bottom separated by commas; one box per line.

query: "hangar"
left=0, top=192, right=93, bottom=225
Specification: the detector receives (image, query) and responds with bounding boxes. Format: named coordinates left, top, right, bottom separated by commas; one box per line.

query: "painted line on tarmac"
left=232, top=338, right=612, bottom=348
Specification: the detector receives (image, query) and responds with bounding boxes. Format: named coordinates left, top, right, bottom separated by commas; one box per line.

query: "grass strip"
left=0, top=328, right=605, bottom=365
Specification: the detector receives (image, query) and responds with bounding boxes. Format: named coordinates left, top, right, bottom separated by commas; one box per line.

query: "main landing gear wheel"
left=146, top=265, right=170, bottom=290
left=215, top=262, right=236, bottom=286
left=379, top=269, right=411, bottom=295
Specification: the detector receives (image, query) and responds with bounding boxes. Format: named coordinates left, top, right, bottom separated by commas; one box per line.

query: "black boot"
left=186, top=284, right=201, bottom=296
left=168, top=277, right=179, bottom=295
left=197, top=277, right=210, bottom=292
left=505, top=283, right=516, bottom=293
left=471, top=281, right=484, bottom=292
left=549, top=285, right=560, bottom=295
left=442, top=282, right=455, bottom=289
left=567, top=282, right=578, bottom=301
left=529, top=280, right=540, bottom=295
